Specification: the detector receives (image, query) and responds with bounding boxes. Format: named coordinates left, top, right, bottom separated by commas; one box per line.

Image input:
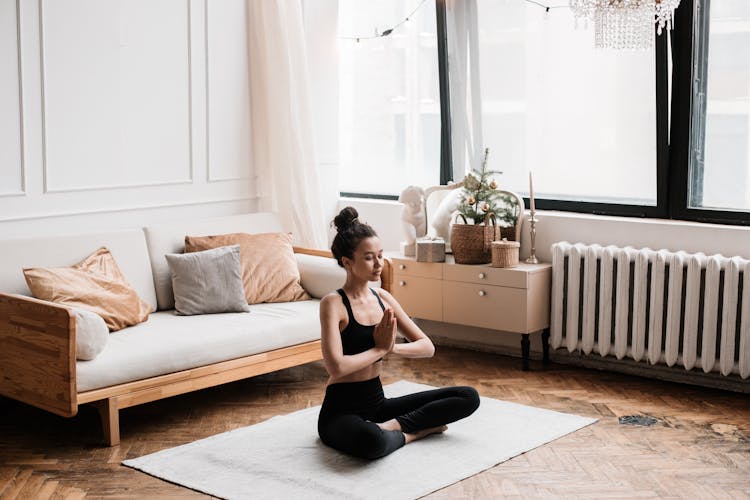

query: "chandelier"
left=570, top=0, right=681, bottom=50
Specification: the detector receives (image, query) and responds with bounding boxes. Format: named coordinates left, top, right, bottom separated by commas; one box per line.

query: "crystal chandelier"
left=570, top=0, right=681, bottom=50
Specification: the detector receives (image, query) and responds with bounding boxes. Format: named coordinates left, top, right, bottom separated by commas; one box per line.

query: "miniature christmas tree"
left=456, top=148, right=503, bottom=225
left=496, top=191, right=521, bottom=228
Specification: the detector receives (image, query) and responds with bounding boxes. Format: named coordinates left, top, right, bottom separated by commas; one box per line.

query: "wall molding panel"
left=0, top=197, right=256, bottom=240
left=205, top=0, right=252, bottom=183
left=0, top=0, right=26, bottom=197
left=39, top=0, right=194, bottom=193
left=41, top=178, right=195, bottom=195
left=0, top=196, right=256, bottom=223
left=0, top=0, right=255, bottom=237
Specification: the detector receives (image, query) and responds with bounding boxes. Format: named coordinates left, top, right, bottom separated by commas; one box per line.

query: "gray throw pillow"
left=166, top=245, right=250, bottom=315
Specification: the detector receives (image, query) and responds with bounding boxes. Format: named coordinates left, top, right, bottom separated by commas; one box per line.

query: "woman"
left=318, top=207, right=480, bottom=460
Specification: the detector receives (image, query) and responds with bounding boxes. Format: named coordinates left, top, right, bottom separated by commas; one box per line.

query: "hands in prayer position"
left=373, top=308, right=396, bottom=354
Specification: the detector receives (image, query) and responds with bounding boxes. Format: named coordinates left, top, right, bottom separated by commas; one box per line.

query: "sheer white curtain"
left=247, top=0, right=328, bottom=249
left=446, top=0, right=483, bottom=178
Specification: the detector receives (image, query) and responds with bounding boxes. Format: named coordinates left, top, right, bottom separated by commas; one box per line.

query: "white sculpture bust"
left=429, top=189, right=461, bottom=251
left=398, top=185, right=426, bottom=256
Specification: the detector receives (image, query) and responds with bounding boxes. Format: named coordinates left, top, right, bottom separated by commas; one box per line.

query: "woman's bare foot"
left=404, top=425, right=447, bottom=444
left=376, top=420, right=447, bottom=443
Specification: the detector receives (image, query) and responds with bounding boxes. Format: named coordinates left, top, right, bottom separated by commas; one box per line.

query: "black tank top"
left=337, top=288, right=386, bottom=355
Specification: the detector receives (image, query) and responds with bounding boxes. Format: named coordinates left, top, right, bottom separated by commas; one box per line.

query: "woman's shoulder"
left=320, top=292, right=348, bottom=327
left=371, top=287, right=395, bottom=303
left=320, top=291, right=345, bottom=310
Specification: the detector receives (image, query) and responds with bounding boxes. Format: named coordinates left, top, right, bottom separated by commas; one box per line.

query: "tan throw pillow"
left=184, top=232, right=310, bottom=304
left=23, top=247, right=152, bottom=331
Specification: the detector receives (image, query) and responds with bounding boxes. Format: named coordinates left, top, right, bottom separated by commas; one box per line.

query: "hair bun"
left=333, top=206, right=359, bottom=233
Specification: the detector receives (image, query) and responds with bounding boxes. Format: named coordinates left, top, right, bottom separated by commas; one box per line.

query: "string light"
left=340, top=0, right=567, bottom=44
left=340, top=0, right=429, bottom=42
left=525, top=0, right=568, bottom=12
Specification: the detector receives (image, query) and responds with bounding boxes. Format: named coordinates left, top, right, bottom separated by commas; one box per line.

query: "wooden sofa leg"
left=93, top=398, right=120, bottom=446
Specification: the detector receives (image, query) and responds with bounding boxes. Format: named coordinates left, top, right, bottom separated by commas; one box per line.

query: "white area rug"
left=123, top=381, right=596, bottom=499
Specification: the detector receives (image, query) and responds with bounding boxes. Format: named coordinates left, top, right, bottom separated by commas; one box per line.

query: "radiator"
left=551, top=242, right=750, bottom=379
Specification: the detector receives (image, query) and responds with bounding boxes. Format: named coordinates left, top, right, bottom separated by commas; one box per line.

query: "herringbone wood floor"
left=1, top=347, right=749, bottom=499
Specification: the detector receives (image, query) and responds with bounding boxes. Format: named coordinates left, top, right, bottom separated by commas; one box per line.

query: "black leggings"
left=317, top=377, right=480, bottom=460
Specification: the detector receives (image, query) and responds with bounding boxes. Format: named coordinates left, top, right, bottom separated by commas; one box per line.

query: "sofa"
left=0, top=212, right=393, bottom=446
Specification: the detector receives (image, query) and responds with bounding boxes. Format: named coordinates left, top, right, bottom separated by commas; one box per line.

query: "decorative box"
left=491, top=239, right=520, bottom=268
left=416, top=237, right=446, bottom=263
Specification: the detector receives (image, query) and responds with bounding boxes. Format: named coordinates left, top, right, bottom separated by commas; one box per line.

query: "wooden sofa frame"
left=0, top=248, right=393, bottom=446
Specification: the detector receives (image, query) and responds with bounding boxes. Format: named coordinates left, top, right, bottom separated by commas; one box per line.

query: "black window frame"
left=669, top=0, right=750, bottom=226
left=340, top=0, right=452, bottom=202
left=340, top=0, right=750, bottom=227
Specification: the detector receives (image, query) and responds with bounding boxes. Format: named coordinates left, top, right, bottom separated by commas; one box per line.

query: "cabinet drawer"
left=443, top=282, right=526, bottom=332
left=391, top=259, right=443, bottom=279
left=392, top=276, right=443, bottom=321
left=444, top=264, right=528, bottom=288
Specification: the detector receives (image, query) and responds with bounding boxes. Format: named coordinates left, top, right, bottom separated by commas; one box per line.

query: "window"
left=333, top=0, right=750, bottom=225
left=338, top=0, right=441, bottom=196
left=472, top=1, right=657, bottom=206
left=689, top=1, right=750, bottom=212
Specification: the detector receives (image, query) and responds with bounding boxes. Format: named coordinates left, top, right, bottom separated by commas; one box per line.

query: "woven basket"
left=450, top=213, right=500, bottom=265
left=491, top=239, right=520, bottom=268
left=500, top=226, right=517, bottom=241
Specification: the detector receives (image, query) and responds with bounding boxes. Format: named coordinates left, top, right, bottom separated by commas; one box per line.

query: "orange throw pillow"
left=184, top=232, right=310, bottom=305
left=23, top=247, right=152, bottom=331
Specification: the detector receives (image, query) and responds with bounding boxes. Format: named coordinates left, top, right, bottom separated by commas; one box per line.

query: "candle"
left=529, top=172, right=535, bottom=213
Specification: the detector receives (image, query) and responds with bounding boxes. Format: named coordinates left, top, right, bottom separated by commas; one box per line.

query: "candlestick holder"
left=525, top=212, right=539, bottom=264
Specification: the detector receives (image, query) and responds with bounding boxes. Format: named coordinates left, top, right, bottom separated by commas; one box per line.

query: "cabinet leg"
left=521, top=334, right=530, bottom=371
left=542, top=328, right=550, bottom=366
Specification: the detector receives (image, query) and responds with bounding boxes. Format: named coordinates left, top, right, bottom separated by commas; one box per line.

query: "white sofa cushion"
left=144, top=213, right=286, bottom=311
left=294, top=253, right=384, bottom=299
left=76, top=299, right=321, bottom=392
left=0, top=230, right=157, bottom=311
left=72, top=307, right=109, bottom=361
left=295, top=253, right=346, bottom=299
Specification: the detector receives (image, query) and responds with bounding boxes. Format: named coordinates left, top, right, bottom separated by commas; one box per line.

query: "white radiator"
left=551, top=242, right=750, bottom=379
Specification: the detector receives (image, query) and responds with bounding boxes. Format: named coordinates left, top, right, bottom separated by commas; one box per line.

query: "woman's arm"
left=377, top=289, right=435, bottom=359
left=319, top=294, right=394, bottom=379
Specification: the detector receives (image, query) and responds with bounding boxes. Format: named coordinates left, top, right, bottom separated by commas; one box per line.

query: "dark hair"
left=330, top=207, right=377, bottom=267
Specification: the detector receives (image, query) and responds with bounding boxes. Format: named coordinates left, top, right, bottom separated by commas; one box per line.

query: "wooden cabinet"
left=393, top=260, right=443, bottom=280
left=443, top=263, right=530, bottom=289
left=391, top=255, right=551, bottom=333
left=391, top=260, right=443, bottom=321
left=443, top=281, right=527, bottom=332
left=394, top=275, right=444, bottom=321
left=389, top=254, right=552, bottom=370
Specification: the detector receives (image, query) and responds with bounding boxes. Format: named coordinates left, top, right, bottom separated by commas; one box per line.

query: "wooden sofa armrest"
left=0, top=293, right=77, bottom=417
left=293, top=246, right=333, bottom=258
left=293, top=246, right=393, bottom=293
left=381, top=257, right=393, bottom=293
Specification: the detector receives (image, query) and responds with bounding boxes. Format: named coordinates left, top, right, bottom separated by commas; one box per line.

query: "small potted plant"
left=451, top=148, right=503, bottom=264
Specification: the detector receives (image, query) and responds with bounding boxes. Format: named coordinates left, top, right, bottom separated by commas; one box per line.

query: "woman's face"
left=343, top=236, right=383, bottom=282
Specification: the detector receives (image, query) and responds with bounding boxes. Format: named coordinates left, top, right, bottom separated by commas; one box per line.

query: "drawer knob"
left=399, top=264, right=406, bottom=270
left=478, top=290, right=486, bottom=297
left=399, top=280, right=406, bottom=286
left=478, top=273, right=486, bottom=279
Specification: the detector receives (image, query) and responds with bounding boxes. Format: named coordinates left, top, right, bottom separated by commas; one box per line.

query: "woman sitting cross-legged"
left=317, top=206, right=480, bottom=460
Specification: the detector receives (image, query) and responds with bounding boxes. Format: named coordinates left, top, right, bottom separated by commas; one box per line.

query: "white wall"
left=342, top=199, right=750, bottom=260
left=0, top=0, right=255, bottom=238
left=345, top=198, right=750, bottom=354
left=521, top=210, right=750, bottom=263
